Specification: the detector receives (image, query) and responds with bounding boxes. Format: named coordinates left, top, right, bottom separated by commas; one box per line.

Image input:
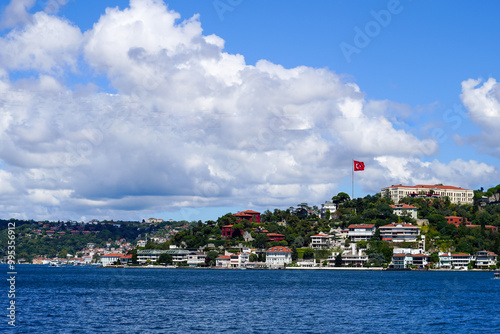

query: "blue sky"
left=0, top=0, right=499, bottom=222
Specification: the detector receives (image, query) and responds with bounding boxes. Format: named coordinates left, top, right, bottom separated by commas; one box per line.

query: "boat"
left=49, top=261, right=61, bottom=267
left=495, top=273, right=500, bottom=279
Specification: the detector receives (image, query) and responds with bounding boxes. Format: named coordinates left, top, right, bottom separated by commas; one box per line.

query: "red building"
left=267, top=233, right=285, bottom=242
left=233, top=210, right=261, bottom=224
left=221, top=225, right=243, bottom=238
left=446, top=216, right=469, bottom=227
left=446, top=216, right=498, bottom=232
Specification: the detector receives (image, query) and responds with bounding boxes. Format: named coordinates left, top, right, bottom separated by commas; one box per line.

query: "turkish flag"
left=354, top=160, right=365, bottom=171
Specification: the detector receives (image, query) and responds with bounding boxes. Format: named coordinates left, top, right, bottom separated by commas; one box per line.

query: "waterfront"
left=2, top=264, right=500, bottom=333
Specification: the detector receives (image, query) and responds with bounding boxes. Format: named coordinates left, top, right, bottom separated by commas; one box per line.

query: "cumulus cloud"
left=372, top=157, right=496, bottom=192
left=0, top=0, right=36, bottom=29
left=0, top=12, right=82, bottom=73
left=0, top=0, right=493, bottom=220
left=460, top=78, right=500, bottom=157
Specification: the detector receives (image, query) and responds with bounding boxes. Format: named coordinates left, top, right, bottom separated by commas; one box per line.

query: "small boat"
left=494, top=273, right=500, bottom=279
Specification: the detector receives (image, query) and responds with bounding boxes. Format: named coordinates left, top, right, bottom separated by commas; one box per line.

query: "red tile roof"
left=216, top=255, right=231, bottom=260
left=385, top=184, right=470, bottom=190
left=380, top=223, right=419, bottom=228
left=102, top=253, right=122, bottom=257
left=390, top=204, right=417, bottom=209
left=266, top=246, right=292, bottom=253
left=348, top=224, right=375, bottom=229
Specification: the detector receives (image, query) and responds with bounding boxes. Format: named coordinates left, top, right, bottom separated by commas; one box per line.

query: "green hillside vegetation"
left=2, top=185, right=500, bottom=265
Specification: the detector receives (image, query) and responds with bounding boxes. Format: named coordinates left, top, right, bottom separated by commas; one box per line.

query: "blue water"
left=1, top=265, right=499, bottom=333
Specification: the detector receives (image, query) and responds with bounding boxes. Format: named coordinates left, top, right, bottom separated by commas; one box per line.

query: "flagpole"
left=352, top=159, right=354, bottom=199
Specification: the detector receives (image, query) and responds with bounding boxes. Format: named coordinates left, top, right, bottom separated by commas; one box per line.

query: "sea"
left=1, top=265, right=499, bottom=333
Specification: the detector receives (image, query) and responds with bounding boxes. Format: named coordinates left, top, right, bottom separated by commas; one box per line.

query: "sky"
left=0, top=0, right=499, bottom=222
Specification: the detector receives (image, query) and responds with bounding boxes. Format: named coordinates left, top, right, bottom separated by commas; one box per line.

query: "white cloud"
left=0, top=0, right=36, bottom=29
left=372, top=156, right=496, bottom=192
left=0, top=0, right=494, bottom=220
left=460, top=78, right=500, bottom=157
left=0, top=12, right=82, bottom=73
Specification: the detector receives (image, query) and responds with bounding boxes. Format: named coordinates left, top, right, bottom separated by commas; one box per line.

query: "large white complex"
left=381, top=184, right=474, bottom=204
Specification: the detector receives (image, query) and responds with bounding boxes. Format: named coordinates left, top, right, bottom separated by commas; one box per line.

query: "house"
left=229, top=252, right=249, bottom=268
left=445, top=216, right=469, bottom=227
left=390, top=204, right=418, bottom=219
left=320, top=201, right=338, bottom=220
left=100, top=253, right=123, bottom=266
left=391, top=253, right=413, bottom=269
left=310, top=232, right=335, bottom=249
left=221, top=225, right=242, bottom=238
left=381, top=184, right=474, bottom=204
left=187, top=252, right=206, bottom=267
left=379, top=223, right=420, bottom=242
left=233, top=210, right=261, bottom=224
left=410, top=254, right=431, bottom=268
left=267, top=233, right=285, bottom=242
left=438, top=252, right=473, bottom=269
left=216, top=255, right=231, bottom=268
left=266, top=246, right=292, bottom=268
left=347, top=224, right=376, bottom=241
left=475, top=250, right=498, bottom=268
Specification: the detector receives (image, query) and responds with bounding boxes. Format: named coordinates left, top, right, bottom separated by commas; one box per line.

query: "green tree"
left=205, top=251, right=219, bottom=266
left=158, top=253, right=173, bottom=265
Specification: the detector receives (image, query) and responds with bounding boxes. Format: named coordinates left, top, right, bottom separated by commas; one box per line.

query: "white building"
left=475, top=250, right=498, bottom=268
left=100, top=253, right=124, bottom=266
left=320, top=201, right=338, bottom=219
left=187, top=252, right=206, bottom=267
left=381, top=184, right=474, bottom=204
left=391, top=253, right=430, bottom=269
left=310, top=232, right=335, bottom=249
left=390, top=203, right=418, bottom=219
left=266, top=246, right=292, bottom=268
left=380, top=223, right=420, bottom=242
left=438, top=252, right=473, bottom=269
left=216, top=255, right=230, bottom=268
left=347, top=224, right=376, bottom=241
left=230, top=252, right=249, bottom=268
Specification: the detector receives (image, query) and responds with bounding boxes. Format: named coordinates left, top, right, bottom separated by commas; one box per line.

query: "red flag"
left=354, top=160, right=365, bottom=171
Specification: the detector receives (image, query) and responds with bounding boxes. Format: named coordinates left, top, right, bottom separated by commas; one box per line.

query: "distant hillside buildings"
left=381, top=184, right=474, bottom=205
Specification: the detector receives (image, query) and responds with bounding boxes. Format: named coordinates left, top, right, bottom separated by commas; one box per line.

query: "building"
left=341, top=244, right=368, bottom=267
left=187, top=252, right=207, bottom=267
left=438, top=252, right=473, bottom=269
left=381, top=184, right=474, bottom=204
left=266, top=246, right=292, bottom=268
left=445, top=216, right=469, bottom=227
left=221, top=225, right=242, bottom=238
left=136, top=249, right=193, bottom=264
left=216, top=255, right=230, bottom=268
left=379, top=223, right=421, bottom=242
left=320, top=201, right=338, bottom=220
left=347, top=224, right=376, bottom=241
left=229, top=252, right=249, bottom=268
left=267, top=233, right=285, bottom=242
left=475, top=250, right=498, bottom=268
left=390, top=204, right=418, bottom=219
left=445, top=217, right=498, bottom=232
left=233, top=210, right=261, bottom=224
left=100, top=253, right=129, bottom=266
left=310, top=232, right=334, bottom=249
left=391, top=253, right=430, bottom=269
left=391, top=253, right=413, bottom=269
